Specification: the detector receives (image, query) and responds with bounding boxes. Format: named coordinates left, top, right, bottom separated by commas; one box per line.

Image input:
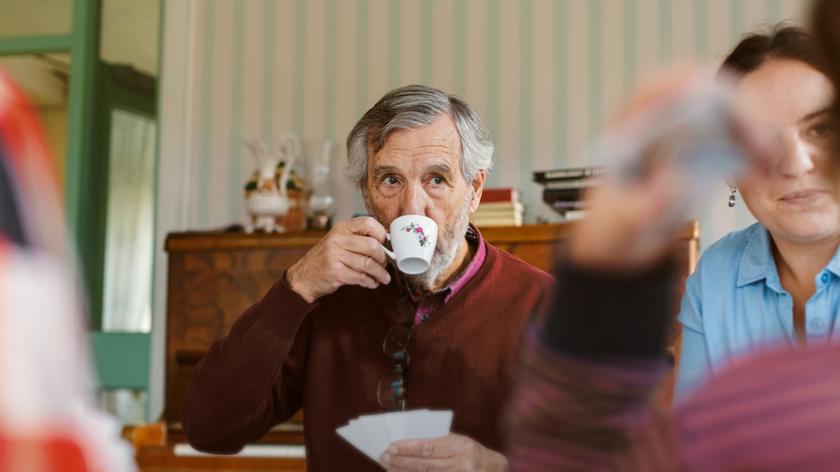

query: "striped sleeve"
left=506, top=330, right=678, bottom=471
left=675, top=346, right=840, bottom=471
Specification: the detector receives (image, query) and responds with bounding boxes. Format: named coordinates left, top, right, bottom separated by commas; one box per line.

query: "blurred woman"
left=507, top=3, right=840, bottom=469
left=676, top=25, right=840, bottom=397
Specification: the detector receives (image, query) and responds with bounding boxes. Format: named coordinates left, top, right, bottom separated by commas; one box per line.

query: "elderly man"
left=182, top=85, right=554, bottom=471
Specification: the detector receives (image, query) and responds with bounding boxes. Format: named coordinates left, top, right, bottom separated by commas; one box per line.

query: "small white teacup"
left=381, top=215, right=438, bottom=275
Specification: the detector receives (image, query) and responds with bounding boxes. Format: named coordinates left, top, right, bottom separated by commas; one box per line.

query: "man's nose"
left=399, top=183, right=429, bottom=216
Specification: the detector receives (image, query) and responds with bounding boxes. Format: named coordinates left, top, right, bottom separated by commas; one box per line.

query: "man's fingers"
left=339, top=267, right=378, bottom=289
left=339, top=234, right=389, bottom=266
left=382, top=454, right=456, bottom=472
left=345, top=216, right=388, bottom=243
left=339, top=251, right=391, bottom=286
left=388, top=434, right=462, bottom=458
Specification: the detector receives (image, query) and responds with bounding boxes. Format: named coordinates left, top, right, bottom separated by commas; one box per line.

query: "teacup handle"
left=381, top=234, right=395, bottom=260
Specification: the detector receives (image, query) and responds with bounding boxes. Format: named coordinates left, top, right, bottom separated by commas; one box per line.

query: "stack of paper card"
left=336, top=409, right=453, bottom=464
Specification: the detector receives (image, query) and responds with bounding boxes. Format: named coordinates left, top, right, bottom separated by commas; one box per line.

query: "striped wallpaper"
left=152, top=0, right=808, bottom=418
left=162, top=0, right=806, bottom=237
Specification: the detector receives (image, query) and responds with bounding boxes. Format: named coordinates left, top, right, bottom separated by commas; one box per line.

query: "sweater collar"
left=400, top=224, right=485, bottom=305
left=375, top=225, right=495, bottom=331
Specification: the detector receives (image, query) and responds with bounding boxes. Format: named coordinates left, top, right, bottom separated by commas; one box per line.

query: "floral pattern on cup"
left=402, top=222, right=430, bottom=247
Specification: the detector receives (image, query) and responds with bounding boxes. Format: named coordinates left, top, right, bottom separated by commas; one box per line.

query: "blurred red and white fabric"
left=0, top=70, right=135, bottom=471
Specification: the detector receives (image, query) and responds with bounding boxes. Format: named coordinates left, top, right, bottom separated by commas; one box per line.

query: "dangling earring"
left=728, top=186, right=737, bottom=208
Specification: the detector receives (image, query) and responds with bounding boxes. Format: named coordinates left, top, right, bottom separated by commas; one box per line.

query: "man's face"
left=363, top=114, right=485, bottom=286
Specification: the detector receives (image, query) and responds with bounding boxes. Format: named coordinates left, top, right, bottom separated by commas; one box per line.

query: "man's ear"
left=469, top=170, right=486, bottom=213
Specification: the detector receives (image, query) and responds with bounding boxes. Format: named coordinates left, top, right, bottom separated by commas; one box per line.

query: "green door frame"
left=89, top=62, right=157, bottom=330
left=0, top=34, right=72, bottom=55
left=0, top=0, right=157, bottom=403
left=66, top=0, right=102, bottom=289
left=0, top=0, right=100, bottom=317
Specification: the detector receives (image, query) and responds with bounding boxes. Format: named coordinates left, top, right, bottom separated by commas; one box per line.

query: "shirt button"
left=821, top=272, right=831, bottom=284
left=809, top=318, right=826, bottom=333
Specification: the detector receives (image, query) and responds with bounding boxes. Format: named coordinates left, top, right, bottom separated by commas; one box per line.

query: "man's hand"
left=286, top=217, right=392, bottom=303
left=380, top=433, right=509, bottom=471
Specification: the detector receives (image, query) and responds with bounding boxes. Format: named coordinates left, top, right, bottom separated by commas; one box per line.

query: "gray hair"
left=346, top=84, right=494, bottom=187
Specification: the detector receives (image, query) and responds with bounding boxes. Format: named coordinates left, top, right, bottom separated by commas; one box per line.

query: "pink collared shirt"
left=412, top=228, right=487, bottom=325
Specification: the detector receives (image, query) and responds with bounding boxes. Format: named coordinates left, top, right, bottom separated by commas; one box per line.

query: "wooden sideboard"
left=142, top=222, right=699, bottom=470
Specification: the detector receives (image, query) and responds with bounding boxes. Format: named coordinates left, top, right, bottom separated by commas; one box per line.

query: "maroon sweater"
left=182, top=241, right=554, bottom=471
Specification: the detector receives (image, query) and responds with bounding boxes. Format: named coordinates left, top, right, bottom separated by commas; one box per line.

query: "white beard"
left=403, top=191, right=474, bottom=295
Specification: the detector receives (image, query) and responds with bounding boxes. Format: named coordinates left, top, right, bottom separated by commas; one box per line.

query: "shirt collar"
left=823, top=243, right=840, bottom=278
left=401, top=224, right=485, bottom=303
left=442, top=225, right=486, bottom=303
left=737, top=225, right=782, bottom=290
left=737, top=224, right=840, bottom=289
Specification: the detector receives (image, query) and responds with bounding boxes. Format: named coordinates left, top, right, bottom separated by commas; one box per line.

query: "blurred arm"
left=506, top=257, right=679, bottom=470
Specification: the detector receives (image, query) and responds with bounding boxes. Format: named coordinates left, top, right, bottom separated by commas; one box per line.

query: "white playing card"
left=402, top=410, right=453, bottom=440
left=385, top=409, right=429, bottom=441
left=337, top=409, right=454, bottom=463
left=336, top=420, right=379, bottom=463
left=357, top=413, right=397, bottom=459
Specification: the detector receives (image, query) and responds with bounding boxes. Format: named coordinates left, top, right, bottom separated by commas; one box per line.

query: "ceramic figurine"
left=243, top=135, right=300, bottom=233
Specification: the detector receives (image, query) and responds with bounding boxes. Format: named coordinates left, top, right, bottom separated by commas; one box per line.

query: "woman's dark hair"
left=720, top=24, right=830, bottom=78
left=811, top=0, right=840, bottom=122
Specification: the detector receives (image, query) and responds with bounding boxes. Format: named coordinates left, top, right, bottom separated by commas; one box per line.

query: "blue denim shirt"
left=676, top=223, right=840, bottom=400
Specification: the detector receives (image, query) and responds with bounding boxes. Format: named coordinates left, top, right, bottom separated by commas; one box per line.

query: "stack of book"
left=534, top=166, right=603, bottom=219
left=471, top=187, right=524, bottom=227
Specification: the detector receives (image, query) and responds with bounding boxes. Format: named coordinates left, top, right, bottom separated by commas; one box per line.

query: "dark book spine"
left=533, top=167, right=604, bottom=183
left=542, top=188, right=583, bottom=203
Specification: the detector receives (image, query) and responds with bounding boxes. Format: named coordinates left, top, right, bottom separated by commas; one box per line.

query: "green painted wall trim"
left=0, top=34, right=71, bottom=55
left=91, top=332, right=150, bottom=389
left=66, top=0, right=102, bottom=326
left=148, top=0, right=164, bottom=419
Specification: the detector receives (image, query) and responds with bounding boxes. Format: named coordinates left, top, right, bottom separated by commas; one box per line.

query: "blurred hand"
left=286, top=216, right=391, bottom=302
left=380, top=433, right=508, bottom=472
left=570, top=68, right=774, bottom=270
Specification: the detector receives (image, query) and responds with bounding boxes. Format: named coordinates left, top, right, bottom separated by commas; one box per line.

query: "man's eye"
left=383, top=176, right=399, bottom=185
left=430, top=176, right=444, bottom=185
